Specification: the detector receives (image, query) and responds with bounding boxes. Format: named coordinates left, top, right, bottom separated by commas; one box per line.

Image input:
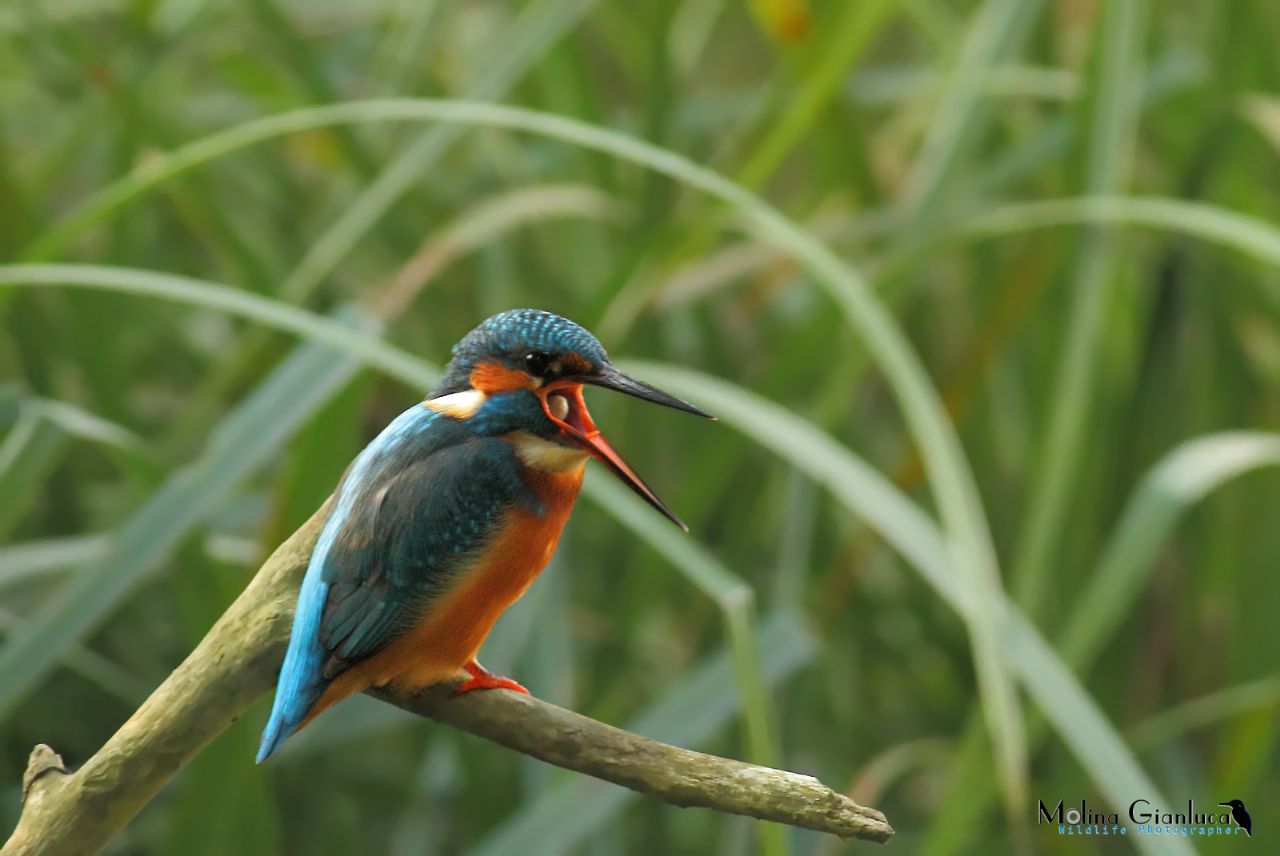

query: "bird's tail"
left=256, top=708, right=295, bottom=763
left=256, top=707, right=297, bottom=764
left=257, top=579, right=332, bottom=763
left=256, top=660, right=325, bottom=763
left=256, top=655, right=328, bottom=763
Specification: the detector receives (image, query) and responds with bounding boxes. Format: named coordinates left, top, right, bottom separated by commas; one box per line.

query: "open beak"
left=539, top=366, right=711, bottom=531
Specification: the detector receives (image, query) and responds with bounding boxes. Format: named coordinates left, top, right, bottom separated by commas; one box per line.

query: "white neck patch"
left=423, top=388, right=487, bottom=419
left=511, top=432, right=589, bottom=472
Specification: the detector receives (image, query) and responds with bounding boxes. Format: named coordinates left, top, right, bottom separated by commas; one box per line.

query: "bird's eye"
left=523, top=352, right=552, bottom=377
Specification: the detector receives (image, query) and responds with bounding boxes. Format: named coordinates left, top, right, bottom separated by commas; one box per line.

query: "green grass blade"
left=372, top=183, right=625, bottom=318
left=1010, top=0, right=1148, bottom=617
left=736, top=0, right=895, bottom=190
left=23, top=397, right=142, bottom=451
left=960, top=195, right=1280, bottom=271
left=374, top=0, right=443, bottom=95
left=1241, top=92, right=1280, bottom=154
left=898, top=0, right=1044, bottom=218
left=0, top=264, right=431, bottom=386
left=1129, top=676, right=1280, bottom=750
left=0, top=406, right=70, bottom=541
left=0, top=607, right=151, bottom=706
left=1062, top=432, right=1280, bottom=670
left=849, top=63, right=1079, bottom=105
left=0, top=535, right=111, bottom=589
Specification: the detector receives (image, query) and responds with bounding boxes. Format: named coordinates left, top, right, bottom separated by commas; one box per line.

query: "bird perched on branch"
left=257, top=309, right=711, bottom=762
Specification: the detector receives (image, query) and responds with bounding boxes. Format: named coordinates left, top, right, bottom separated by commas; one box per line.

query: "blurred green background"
left=3, top=0, right=1280, bottom=853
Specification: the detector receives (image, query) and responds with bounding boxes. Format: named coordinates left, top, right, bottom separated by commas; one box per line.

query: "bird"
left=1219, top=800, right=1252, bottom=837
left=256, top=309, right=711, bottom=762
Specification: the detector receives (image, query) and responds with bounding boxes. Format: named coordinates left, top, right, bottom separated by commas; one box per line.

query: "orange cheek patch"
left=470, top=362, right=536, bottom=393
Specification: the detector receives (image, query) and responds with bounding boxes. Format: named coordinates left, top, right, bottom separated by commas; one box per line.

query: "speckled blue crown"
left=433, top=309, right=609, bottom=395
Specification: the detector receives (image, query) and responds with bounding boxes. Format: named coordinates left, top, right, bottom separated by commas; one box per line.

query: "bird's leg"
left=453, top=660, right=529, bottom=696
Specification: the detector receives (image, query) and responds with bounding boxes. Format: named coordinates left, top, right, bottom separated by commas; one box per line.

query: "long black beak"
left=577, top=364, right=714, bottom=420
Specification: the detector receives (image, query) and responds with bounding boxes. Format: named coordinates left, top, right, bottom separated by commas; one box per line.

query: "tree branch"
left=2, top=503, right=893, bottom=854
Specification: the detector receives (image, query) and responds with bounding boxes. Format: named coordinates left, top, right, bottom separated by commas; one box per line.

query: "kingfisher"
left=257, top=309, right=710, bottom=762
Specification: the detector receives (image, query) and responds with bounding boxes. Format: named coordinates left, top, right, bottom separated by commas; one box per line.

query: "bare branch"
left=388, top=686, right=892, bottom=841
left=2, top=503, right=892, bottom=854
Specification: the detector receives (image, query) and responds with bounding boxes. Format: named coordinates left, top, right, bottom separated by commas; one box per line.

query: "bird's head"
left=431, top=309, right=712, bottom=530
left=1220, top=800, right=1246, bottom=810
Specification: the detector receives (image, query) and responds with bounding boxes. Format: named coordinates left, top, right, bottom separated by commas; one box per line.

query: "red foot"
left=453, top=661, right=529, bottom=696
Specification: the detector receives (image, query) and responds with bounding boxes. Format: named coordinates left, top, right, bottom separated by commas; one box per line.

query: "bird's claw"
left=453, top=662, right=529, bottom=696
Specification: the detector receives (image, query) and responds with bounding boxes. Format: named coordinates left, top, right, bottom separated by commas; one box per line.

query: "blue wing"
left=256, top=405, right=530, bottom=762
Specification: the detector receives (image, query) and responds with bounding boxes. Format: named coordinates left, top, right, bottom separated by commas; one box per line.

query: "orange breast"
left=305, top=460, right=585, bottom=722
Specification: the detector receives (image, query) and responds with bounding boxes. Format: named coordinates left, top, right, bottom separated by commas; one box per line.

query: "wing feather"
left=316, top=438, right=526, bottom=674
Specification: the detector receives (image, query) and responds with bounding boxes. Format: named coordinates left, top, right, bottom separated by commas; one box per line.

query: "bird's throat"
left=511, top=432, right=590, bottom=472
